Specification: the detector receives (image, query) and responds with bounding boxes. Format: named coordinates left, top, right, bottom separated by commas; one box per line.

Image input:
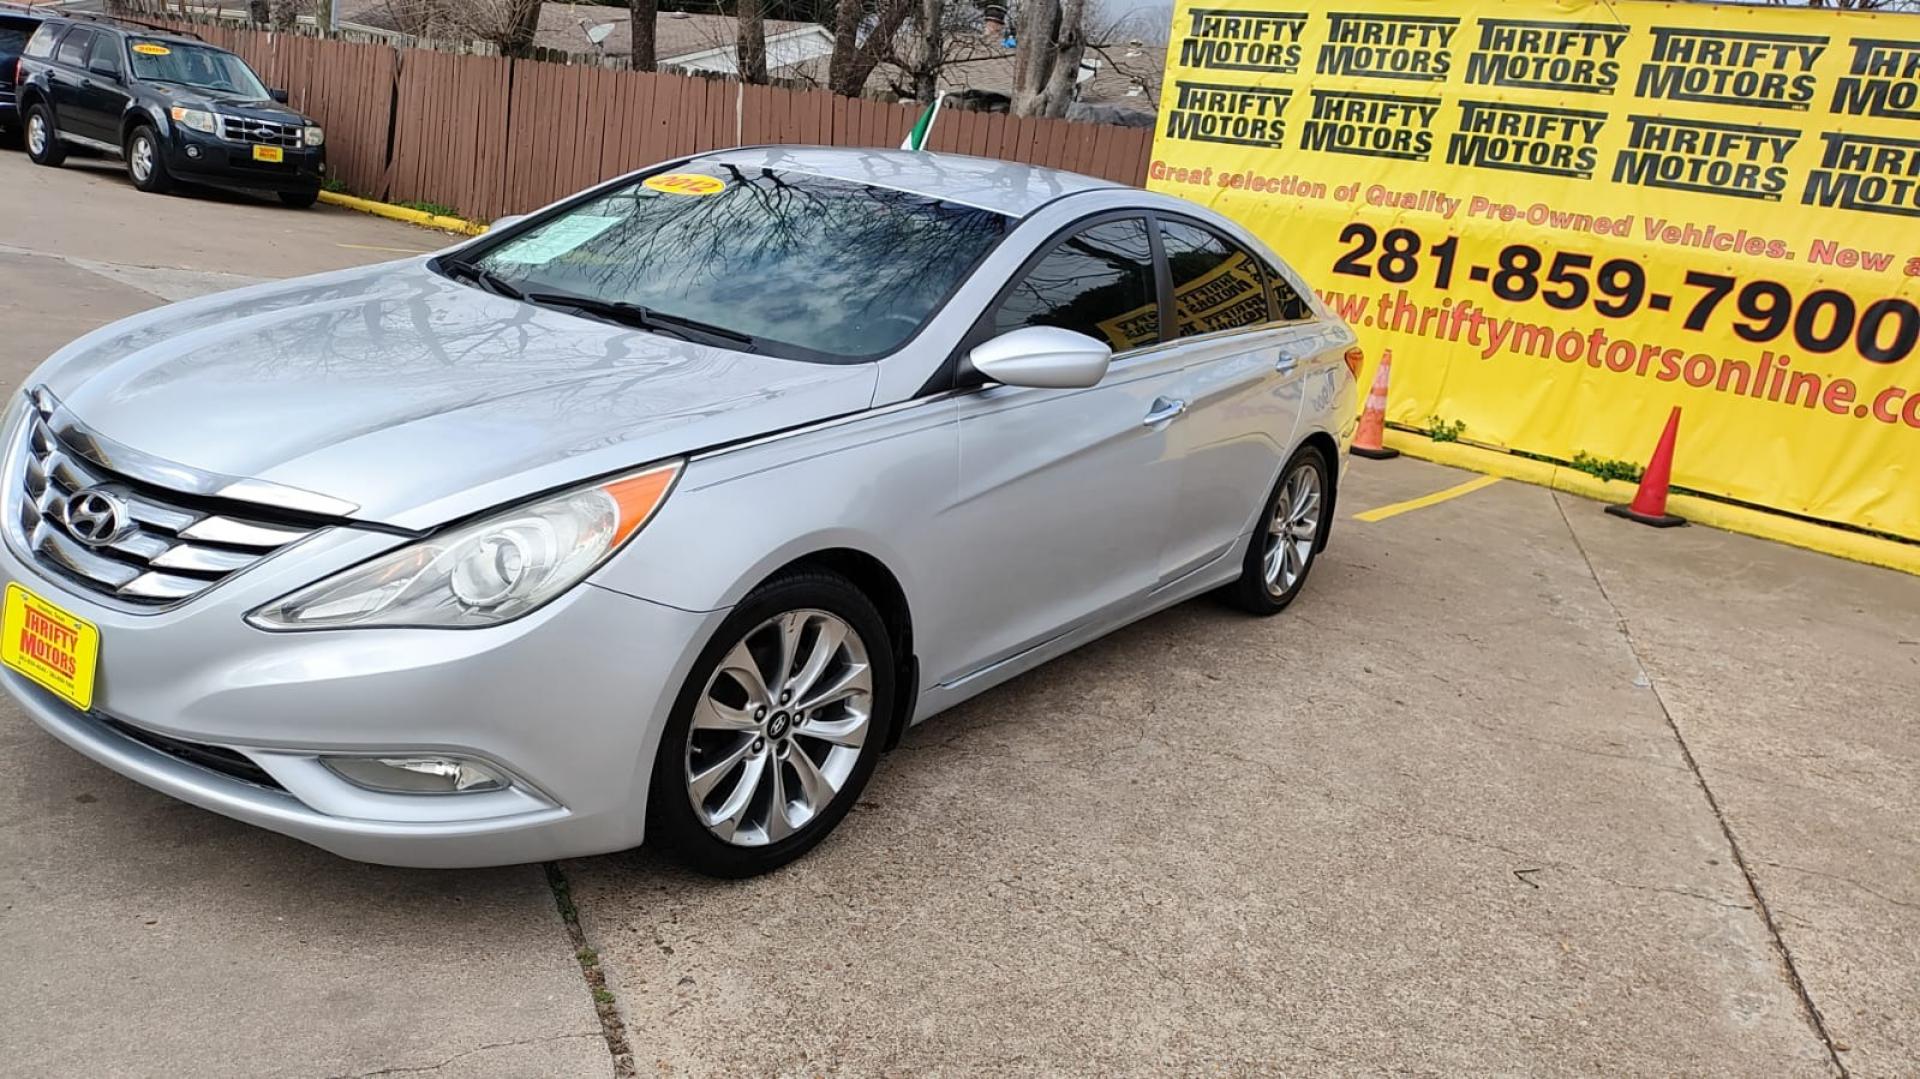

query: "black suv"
left=0, top=3, right=45, bottom=135
left=15, top=16, right=325, bottom=206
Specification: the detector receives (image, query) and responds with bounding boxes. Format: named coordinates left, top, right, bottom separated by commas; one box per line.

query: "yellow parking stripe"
left=1354, top=475, right=1503, bottom=523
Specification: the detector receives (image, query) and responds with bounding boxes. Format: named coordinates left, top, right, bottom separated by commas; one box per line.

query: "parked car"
left=0, top=148, right=1358, bottom=877
left=0, top=3, right=45, bottom=137
left=14, top=15, right=324, bottom=206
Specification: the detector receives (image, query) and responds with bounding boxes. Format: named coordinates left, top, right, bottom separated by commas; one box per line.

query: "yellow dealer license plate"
left=252, top=145, right=284, bottom=163
left=2, top=583, right=99, bottom=710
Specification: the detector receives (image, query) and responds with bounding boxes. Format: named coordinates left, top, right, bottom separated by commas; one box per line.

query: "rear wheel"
left=278, top=189, right=319, bottom=209
left=1221, top=444, right=1331, bottom=615
left=648, top=570, right=893, bottom=878
left=25, top=104, right=64, bottom=166
left=126, top=125, right=171, bottom=193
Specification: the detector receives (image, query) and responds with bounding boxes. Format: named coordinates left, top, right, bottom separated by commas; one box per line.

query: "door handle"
left=1143, top=397, right=1187, bottom=426
left=1275, top=351, right=1299, bottom=374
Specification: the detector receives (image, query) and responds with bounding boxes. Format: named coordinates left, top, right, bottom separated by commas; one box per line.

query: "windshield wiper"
left=522, top=292, right=756, bottom=351
left=438, top=260, right=523, bottom=300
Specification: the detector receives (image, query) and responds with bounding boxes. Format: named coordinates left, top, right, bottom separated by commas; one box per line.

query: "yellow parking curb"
left=318, top=191, right=487, bottom=236
left=1379, top=429, right=1920, bottom=577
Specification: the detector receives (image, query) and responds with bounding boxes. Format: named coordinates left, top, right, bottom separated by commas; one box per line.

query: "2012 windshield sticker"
left=643, top=173, right=726, bottom=196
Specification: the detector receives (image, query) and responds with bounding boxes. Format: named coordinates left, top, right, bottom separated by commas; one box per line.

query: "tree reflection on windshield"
left=471, top=166, right=1010, bottom=361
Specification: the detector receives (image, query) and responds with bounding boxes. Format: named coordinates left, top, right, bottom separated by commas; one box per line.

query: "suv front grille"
left=14, top=411, right=319, bottom=605
left=218, top=115, right=302, bottom=148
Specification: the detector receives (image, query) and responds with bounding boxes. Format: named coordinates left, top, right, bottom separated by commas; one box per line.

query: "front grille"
left=100, top=716, right=285, bottom=790
left=14, top=411, right=319, bottom=605
left=218, top=114, right=302, bottom=148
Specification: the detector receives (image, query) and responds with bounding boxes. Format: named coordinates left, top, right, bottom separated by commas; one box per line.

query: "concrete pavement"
left=1, top=146, right=1915, bottom=1077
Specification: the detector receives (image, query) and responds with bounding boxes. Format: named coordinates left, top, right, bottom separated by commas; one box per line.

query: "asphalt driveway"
left=1, top=148, right=1914, bottom=1078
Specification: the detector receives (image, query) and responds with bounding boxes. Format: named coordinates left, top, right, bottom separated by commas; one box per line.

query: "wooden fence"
left=146, top=19, right=1157, bottom=222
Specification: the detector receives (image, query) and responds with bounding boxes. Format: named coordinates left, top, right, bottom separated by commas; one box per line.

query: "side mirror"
left=269, top=87, right=290, bottom=104
left=967, top=326, right=1112, bottom=389
left=489, top=214, right=527, bottom=232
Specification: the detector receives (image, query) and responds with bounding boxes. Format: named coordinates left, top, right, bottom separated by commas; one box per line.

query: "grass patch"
left=1427, top=415, right=1467, bottom=443
left=396, top=199, right=460, bottom=218
left=1570, top=452, right=1644, bottom=484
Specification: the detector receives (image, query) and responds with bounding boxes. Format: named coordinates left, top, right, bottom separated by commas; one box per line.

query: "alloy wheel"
left=683, top=608, right=873, bottom=847
left=1262, top=462, right=1321, bottom=596
left=131, top=136, right=154, bottom=183
left=27, top=114, right=47, bottom=157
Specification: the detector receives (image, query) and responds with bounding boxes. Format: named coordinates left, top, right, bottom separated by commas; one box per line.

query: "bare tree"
left=632, top=0, right=658, bottom=70
left=1012, top=0, right=1087, bottom=117
left=827, top=0, right=915, bottom=96
left=269, top=0, right=299, bottom=29
left=737, top=0, right=769, bottom=82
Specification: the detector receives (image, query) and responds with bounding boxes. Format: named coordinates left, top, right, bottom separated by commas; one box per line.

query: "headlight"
left=169, top=106, right=218, bottom=135
left=248, top=462, right=681, bottom=630
left=303, top=125, right=324, bottom=147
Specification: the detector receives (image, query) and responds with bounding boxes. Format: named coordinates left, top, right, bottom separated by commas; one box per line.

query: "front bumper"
left=0, top=532, right=725, bottom=867
left=165, top=126, right=326, bottom=194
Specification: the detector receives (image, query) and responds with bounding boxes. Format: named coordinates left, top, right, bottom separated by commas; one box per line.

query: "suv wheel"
left=125, top=125, right=172, bottom=193
left=25, top=104, right=65, bottom=166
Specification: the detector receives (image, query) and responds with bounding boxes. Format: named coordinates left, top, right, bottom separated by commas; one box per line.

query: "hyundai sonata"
left=1, top=147, right=1357, bottom=876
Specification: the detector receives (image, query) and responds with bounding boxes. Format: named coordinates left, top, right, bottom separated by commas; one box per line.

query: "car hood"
left=33, top=260, right=878, bottom=530
left=149, top=84, right=310, bottom=123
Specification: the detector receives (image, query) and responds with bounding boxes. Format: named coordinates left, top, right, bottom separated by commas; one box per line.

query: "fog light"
left=185, top=145, right=201, bottom=159
left=322, top=755, right=508, bottom=794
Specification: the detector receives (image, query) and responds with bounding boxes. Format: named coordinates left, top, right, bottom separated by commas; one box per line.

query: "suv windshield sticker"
left=642, top=173, right=726, bottom=196
left=489, top=215, right=626, bottom=265
left=132, top=43, right=171, bottom=55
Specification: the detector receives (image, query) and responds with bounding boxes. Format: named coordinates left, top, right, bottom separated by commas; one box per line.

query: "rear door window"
left=991, top=217, right=1160, bottom=353
left=52, top=26, right=91, bottom=68
left=1160, top=219, right=1275, bottom=338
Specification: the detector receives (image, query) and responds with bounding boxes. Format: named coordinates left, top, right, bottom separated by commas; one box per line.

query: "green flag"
left=900, top=97, right=943, bottom=151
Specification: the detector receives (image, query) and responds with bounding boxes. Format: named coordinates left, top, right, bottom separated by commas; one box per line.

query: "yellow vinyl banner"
left=1148, top=0, right=1920, bottom=541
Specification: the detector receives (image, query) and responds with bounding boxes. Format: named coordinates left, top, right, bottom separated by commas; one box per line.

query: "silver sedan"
left=0, top=147, right=1357, bottom=876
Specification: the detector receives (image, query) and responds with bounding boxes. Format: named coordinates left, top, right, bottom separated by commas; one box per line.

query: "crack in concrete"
left=1552, top=493, right=1850, bottom=1079
left=1764, top=861, right=1920, bottom=913
left=324, top=1032, right=602, bottom=1078
left=545, top=862, right=637, bottom=1078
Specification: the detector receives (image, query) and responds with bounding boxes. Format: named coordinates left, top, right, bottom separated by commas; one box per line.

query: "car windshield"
left=127, top=39, right=270, bottom=99
left=462, top=164, right=1011, bottom=361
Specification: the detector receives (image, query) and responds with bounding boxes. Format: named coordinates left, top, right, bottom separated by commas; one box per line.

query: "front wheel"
left=125, top=125, right=171, bottom=193
left=25, top=104, right=64, bottom=166
left=1221, top=444, right=1331, bottom=615
left=648, top=570, right=894, bottom=878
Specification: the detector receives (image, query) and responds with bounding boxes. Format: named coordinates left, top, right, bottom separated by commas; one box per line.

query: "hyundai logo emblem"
left=62, top=488, right=131, bottom=548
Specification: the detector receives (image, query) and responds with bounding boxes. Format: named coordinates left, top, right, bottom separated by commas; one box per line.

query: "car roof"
left=697, top=145, right=1127, bottom=219
left=18, top=12, right=204, bottom=45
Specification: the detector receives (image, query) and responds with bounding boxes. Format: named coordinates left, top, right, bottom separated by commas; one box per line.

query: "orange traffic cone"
left=1352, top=349, right=1399, bottom=460
left=1605, top=407, right=1687, bottom=528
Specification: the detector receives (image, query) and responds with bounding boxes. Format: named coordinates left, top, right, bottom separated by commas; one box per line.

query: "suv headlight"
left=169, top=106, right=218, bottom=135
left=248, top=462, right=681, bottom=630
left=303, top=125, right=324, bottom=147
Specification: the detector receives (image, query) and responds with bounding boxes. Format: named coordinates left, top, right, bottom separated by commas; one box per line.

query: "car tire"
left=125, top=125, right=171, bottom=193
left=1221, top=443, right=1332, bottom=616
left=24, top=104, right=64, bottom=166
left=648, top=569, right=894, bottom=878
left=278, top=189, right=319, bottom=209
